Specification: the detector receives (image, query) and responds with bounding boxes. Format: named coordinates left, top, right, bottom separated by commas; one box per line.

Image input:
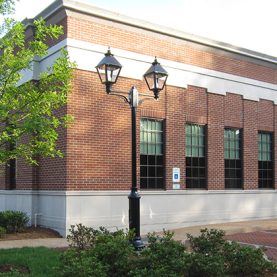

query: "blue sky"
left=14, top=0, right=277, bottom=57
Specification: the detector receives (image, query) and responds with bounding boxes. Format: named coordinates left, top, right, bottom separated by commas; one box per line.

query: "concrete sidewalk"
left=0, top=218, right=276, bottom=249
left=0, top=237, right=68, bottom=249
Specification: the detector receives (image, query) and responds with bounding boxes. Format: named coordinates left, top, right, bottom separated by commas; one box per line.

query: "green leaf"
left=0, top=1, right=75, bottom=165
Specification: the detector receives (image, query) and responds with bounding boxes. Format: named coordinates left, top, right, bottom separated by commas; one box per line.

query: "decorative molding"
left=19, top=38, right=277, bottom=103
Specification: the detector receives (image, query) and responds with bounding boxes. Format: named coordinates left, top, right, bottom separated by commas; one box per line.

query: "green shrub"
left=186, top=229, right=226, bottom=277
left=60, top=225, right=277, bottom=277
left=0, top=210, right=29, bottom=233
left=187, top=228, right=277, bottom=277
left=0, top=226, right=6, bottom=237
left=67, top=223, right=98, bottom=250
left=224, top=241, right=277, bottom=277
left=60, top=226, right=135, bottom=277
left=186, top=252, right=225, bottom=277
left=187, top=228, right=226, bottom=255
left=130, top=230, right=189, bottom=277
left=92, top=229, right=135, bottom=277
left=59, top=248, right=107, bottom=277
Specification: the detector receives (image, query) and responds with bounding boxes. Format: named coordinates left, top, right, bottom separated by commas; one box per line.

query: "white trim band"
left=20, top=38, right=277, bottom=103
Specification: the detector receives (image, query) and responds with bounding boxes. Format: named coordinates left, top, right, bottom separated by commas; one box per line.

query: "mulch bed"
left=0, top=226, right=62, bottom=241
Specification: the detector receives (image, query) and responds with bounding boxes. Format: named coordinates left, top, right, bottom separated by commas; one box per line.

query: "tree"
left=0, top=0, right=74, bottom=165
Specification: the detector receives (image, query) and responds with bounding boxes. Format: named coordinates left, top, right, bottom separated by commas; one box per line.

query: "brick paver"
left=226, top=230, right=277, bottom=262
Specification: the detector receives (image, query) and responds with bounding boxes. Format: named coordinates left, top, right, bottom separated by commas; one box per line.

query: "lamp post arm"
left=139, top=93, right=156, bottom=98
left=108, top=89, right=129, bottom=95
left=108, top=87, right=156, bottom=107
left=106, top=89, right=129, bottom=103
left=106, top=87, right=139, bottom=108
left=108, top=92, right=129, bottom=103
left=139, top=97, right=158, bottom=105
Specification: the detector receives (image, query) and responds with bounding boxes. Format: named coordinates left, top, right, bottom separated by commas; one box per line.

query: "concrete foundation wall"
left=0, top=190, right=276, bottom=237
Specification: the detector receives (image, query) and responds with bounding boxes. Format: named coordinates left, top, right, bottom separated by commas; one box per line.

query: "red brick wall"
left=16, top=159, right=34, bottom=190
left=65, top=73, right=275, bottom=191
left=64, top=70, right=169, bottom=190
left=1, top=8, right=277, bottom=191
left=66, top=71, right=138, bottom=190
left=258, top=100, right=274, bottom=131
left=185, top=86, right=207, bottom=124
left=63, top=79, right=276, bottom=191
left=224, top=93, right=243, bottom=128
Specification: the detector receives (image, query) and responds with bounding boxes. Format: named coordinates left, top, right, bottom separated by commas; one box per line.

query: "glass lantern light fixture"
left=96, top=49, right=168, bottom=99
left=143, top=57, right=168, bottom=99
left=95, top=48, right=122, bottom=93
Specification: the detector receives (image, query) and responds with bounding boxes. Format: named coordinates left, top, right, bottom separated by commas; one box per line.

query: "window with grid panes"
left=224, top=128, right=242, bottom=189
left=258, top=132, right=273, bottom=188
left=140, top=119, right=164, bottom=189
left=185, top=124, right=206, bottom=189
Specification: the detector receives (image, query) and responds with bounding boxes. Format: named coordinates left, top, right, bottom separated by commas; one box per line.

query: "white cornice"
left=19, top=38, right=277, bottom=103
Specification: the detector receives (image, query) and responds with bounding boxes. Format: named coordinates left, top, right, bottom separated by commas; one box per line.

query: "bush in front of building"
left=66, top=223, right=98, bottom=250
left=59, top=224, right=276, bottom=277
left=223, top=242, right=276, bottom=277
left=186, top=228, right=230, bottom=276
left=187, top=228, right=276, bottom=277
left=59, top=248, right=107, bottom=277
left=60, top=225, right=135, bottom=277
left=129, top=230, right=189, bottom=277
left=0, top=210, right=29, bottom=233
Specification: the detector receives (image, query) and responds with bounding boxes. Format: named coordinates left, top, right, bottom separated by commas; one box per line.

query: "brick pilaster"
left=207, top=93, right=225, bottom=190
left=243, top=100, right=258, bottom=189
left=165, top=86, right=186, bottom=190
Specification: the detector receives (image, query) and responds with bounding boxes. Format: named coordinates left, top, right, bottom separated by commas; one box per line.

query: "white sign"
left=173, top=183, right=180, bottom=190
left=172, top=167, right=180, bottom=183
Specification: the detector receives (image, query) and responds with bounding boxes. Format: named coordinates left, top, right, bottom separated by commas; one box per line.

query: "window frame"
left=140, top=118, right=165, bottom=190
left=224, top=127, right=243, bottom=189
left=185, top=123, right=207, bottom=189
left=258, top=131, right=274, bottom=189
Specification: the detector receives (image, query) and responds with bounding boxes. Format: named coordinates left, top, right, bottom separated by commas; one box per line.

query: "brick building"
left=0, top=0, right=277, bottom=236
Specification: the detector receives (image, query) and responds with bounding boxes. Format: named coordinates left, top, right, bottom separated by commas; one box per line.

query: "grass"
left=0, top=247, right=60, bottom=276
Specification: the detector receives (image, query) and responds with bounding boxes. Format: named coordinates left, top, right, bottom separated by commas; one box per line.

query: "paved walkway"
left=167, top=218, right=277, bottom=262
left=0, top=238, right=68, bottom=249
left=0, top=218, right=276, bottom=261
left=225, top=229, right=277, bottom=262
left=167, top=218, right=277, bottom=240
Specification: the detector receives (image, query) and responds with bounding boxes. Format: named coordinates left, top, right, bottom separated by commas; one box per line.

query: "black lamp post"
left=96, top=49, right=168, bottom=249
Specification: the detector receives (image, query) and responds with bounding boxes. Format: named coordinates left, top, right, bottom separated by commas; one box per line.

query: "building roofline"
left=23, top=0, right=277, bottom=65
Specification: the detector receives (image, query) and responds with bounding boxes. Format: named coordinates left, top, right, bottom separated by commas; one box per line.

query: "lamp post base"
left=128, top=189, right=144, bottom=250
left=132, top=237, right=144, bottom=250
